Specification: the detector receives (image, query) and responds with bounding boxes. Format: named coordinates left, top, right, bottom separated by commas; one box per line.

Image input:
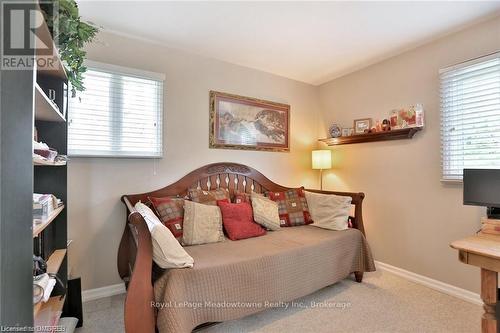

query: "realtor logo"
left=1, top=1, right=58, bottom=70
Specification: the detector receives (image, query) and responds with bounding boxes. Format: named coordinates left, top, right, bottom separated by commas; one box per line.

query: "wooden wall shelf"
left=319, top=127, right=423, bottom=146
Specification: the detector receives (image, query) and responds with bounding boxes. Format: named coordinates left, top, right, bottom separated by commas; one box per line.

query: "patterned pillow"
left=188, top=188, right=230, bottom=206
left=148, top=196, right=184, bottom=239
left=267, top=187, right=313, bottom=227
left=234, top=192, right=251, bottom=204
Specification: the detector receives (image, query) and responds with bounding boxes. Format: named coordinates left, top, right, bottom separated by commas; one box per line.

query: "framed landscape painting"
left=209, top=91, right=290, bottom=152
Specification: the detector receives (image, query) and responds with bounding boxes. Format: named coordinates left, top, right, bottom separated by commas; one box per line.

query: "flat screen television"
left=463, top=169, right=500, bottom=219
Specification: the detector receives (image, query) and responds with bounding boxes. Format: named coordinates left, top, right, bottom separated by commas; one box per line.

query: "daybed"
left=119, top=162, right=375, bottom=333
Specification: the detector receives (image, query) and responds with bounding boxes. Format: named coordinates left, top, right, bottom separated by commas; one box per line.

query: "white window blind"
left=440, top=52, right=500, bottom=181
left=68, top=61, right=164, bottom=157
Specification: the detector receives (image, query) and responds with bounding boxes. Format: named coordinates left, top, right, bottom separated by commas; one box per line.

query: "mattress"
left=154, top=225, right=375, bottom=333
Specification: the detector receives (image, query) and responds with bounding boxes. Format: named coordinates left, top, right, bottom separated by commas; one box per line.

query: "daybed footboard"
left=117, top=162, right=368, bottom=333
left=122, top=199, right=156, bottom=333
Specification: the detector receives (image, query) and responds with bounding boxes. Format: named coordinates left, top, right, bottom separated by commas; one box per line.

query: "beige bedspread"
left=154, top=226, right=375, bottom=333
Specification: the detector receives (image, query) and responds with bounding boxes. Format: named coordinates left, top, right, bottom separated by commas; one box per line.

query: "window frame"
left=68, top=60, right=165, bottom=158
left=439, top=51, right=500, bottom=183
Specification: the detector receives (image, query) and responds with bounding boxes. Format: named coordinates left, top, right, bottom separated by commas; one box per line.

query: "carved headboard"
left=122, top=162, right=290, bottom=206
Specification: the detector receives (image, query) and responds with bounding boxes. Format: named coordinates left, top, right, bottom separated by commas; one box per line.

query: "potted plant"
left=41, top=0, right=99, bottom=96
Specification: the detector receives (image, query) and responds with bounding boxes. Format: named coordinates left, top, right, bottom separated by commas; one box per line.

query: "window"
left=440, top=52, right=500, bottom=181
left=68, top=61, right=164, bottom=157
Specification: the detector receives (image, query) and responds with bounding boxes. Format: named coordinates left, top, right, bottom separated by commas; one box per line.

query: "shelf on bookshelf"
left=319, top=127, right=423, bottom=146
left=33, top=158, right=67, bottom=166
left=34, top=295, right=66, bottom=326
left=33, top=205, right=65, bottom=238
left=35, top=83, right=66, bottom=122
left=34, top=8, right=67, bottom=81
left=46, top=249, right=67, bottom=275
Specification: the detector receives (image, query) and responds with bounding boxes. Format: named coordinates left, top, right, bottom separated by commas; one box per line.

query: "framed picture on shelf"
left=209, top=91, right=290, bottom=152
left=341, top=128, right=350, bottom=137
left=353, top=118, right=372, bottom=134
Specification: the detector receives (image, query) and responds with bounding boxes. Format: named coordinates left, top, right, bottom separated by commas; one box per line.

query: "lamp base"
left=320, top=168, right=323, bottom=191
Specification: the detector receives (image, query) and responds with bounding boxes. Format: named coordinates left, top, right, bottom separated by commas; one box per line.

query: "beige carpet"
left=76, top=270, right=481, bottom=333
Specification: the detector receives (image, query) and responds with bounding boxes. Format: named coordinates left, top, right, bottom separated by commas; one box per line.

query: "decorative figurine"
left=382, top=119, right=391, bottom=131
left=329, top=124, right=342, bottom=138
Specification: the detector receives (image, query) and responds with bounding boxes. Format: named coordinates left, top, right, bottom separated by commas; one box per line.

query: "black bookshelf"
left=32, top=16, right=72, bottom=327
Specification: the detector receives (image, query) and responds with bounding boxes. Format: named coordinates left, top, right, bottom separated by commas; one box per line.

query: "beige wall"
left=317, top=16, right=500, bottom=293
left=70, top=16, right=499, bottom=293
left=68, top=31, right=321, bottom=290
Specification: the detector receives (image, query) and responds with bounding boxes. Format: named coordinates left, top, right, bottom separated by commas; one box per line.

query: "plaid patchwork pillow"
left=188, top=188, right=230, bottom=206
left=148, top=196, right=185, bottom=239
left=234, top=192, right=251, bottom=204
left=266, top=187, right=313, bottom=227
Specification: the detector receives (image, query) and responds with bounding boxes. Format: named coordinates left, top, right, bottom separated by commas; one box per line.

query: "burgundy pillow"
left=234, top=192, right=251, bottom=204
left=217, top=201, right=266, bottom=241
left=148, top=196, right=184, bottom=239
left=267, top=187, right=313, bottom=227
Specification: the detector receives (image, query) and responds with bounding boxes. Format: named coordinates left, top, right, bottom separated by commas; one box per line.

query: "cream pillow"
left=304, top=191, right=351, bottom=231
left=134, top=202, right=194, bottom=269
left=251, top=192, right=281, bottom=231
left=182, top=200, right=225, bottom=246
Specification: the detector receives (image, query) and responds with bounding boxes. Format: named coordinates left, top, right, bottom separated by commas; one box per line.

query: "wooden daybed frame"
left=119, top=162, right=367, bottom=333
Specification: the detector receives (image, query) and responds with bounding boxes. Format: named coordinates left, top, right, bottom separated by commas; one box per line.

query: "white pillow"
left=304, top=191, right=351, bottom=231
left=134, top=202, right=194, bottom=269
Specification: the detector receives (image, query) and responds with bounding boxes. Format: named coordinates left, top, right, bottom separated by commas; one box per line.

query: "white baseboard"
left=375, top=260, right=482, bottom=306
left=82, top=283, right=126, bottom=303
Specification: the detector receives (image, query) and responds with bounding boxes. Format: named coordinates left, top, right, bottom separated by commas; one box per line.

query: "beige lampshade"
left=312, top=150, right=332, bottom=170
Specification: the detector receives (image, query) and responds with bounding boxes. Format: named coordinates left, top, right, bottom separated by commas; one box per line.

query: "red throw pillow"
left=267, top=187, right=313, bottom=227
left=217, top=200, right=266, bottom=240
left=149, top=196, right=184, bottom=239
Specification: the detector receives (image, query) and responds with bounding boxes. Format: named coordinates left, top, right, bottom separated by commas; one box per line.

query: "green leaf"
left=40, top=0, right=99, bottom=94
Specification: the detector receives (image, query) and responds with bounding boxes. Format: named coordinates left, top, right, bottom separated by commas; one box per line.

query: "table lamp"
left=312, top=150, right=332, bottom=190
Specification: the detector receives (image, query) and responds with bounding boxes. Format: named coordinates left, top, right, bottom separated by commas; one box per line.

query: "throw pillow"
left=234, top=191, right=251, bottom=204
left=134, top=202, right=194, bottom=269
left=304, top=191, right=352, bottom=231
left=267, top=187, right=313, bottom=227
left=217, top=200, right=266, bottom=240
left=188, top=188, right=230, bottom=206
left=148, top=196, right=184, bottom=239
left=250, top=192, right=281, bottom=231
left=182, top=200, right=225, bottom=246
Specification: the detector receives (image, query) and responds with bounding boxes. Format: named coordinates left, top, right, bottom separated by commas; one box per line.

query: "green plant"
left=41, top=0, right=98, bottom=96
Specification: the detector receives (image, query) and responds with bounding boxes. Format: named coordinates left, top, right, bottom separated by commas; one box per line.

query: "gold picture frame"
left=209, top=91, right=290, bottom=152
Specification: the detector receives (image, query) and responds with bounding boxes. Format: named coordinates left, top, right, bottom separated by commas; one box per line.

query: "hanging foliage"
left=41, top=0, right=99, bottom=96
